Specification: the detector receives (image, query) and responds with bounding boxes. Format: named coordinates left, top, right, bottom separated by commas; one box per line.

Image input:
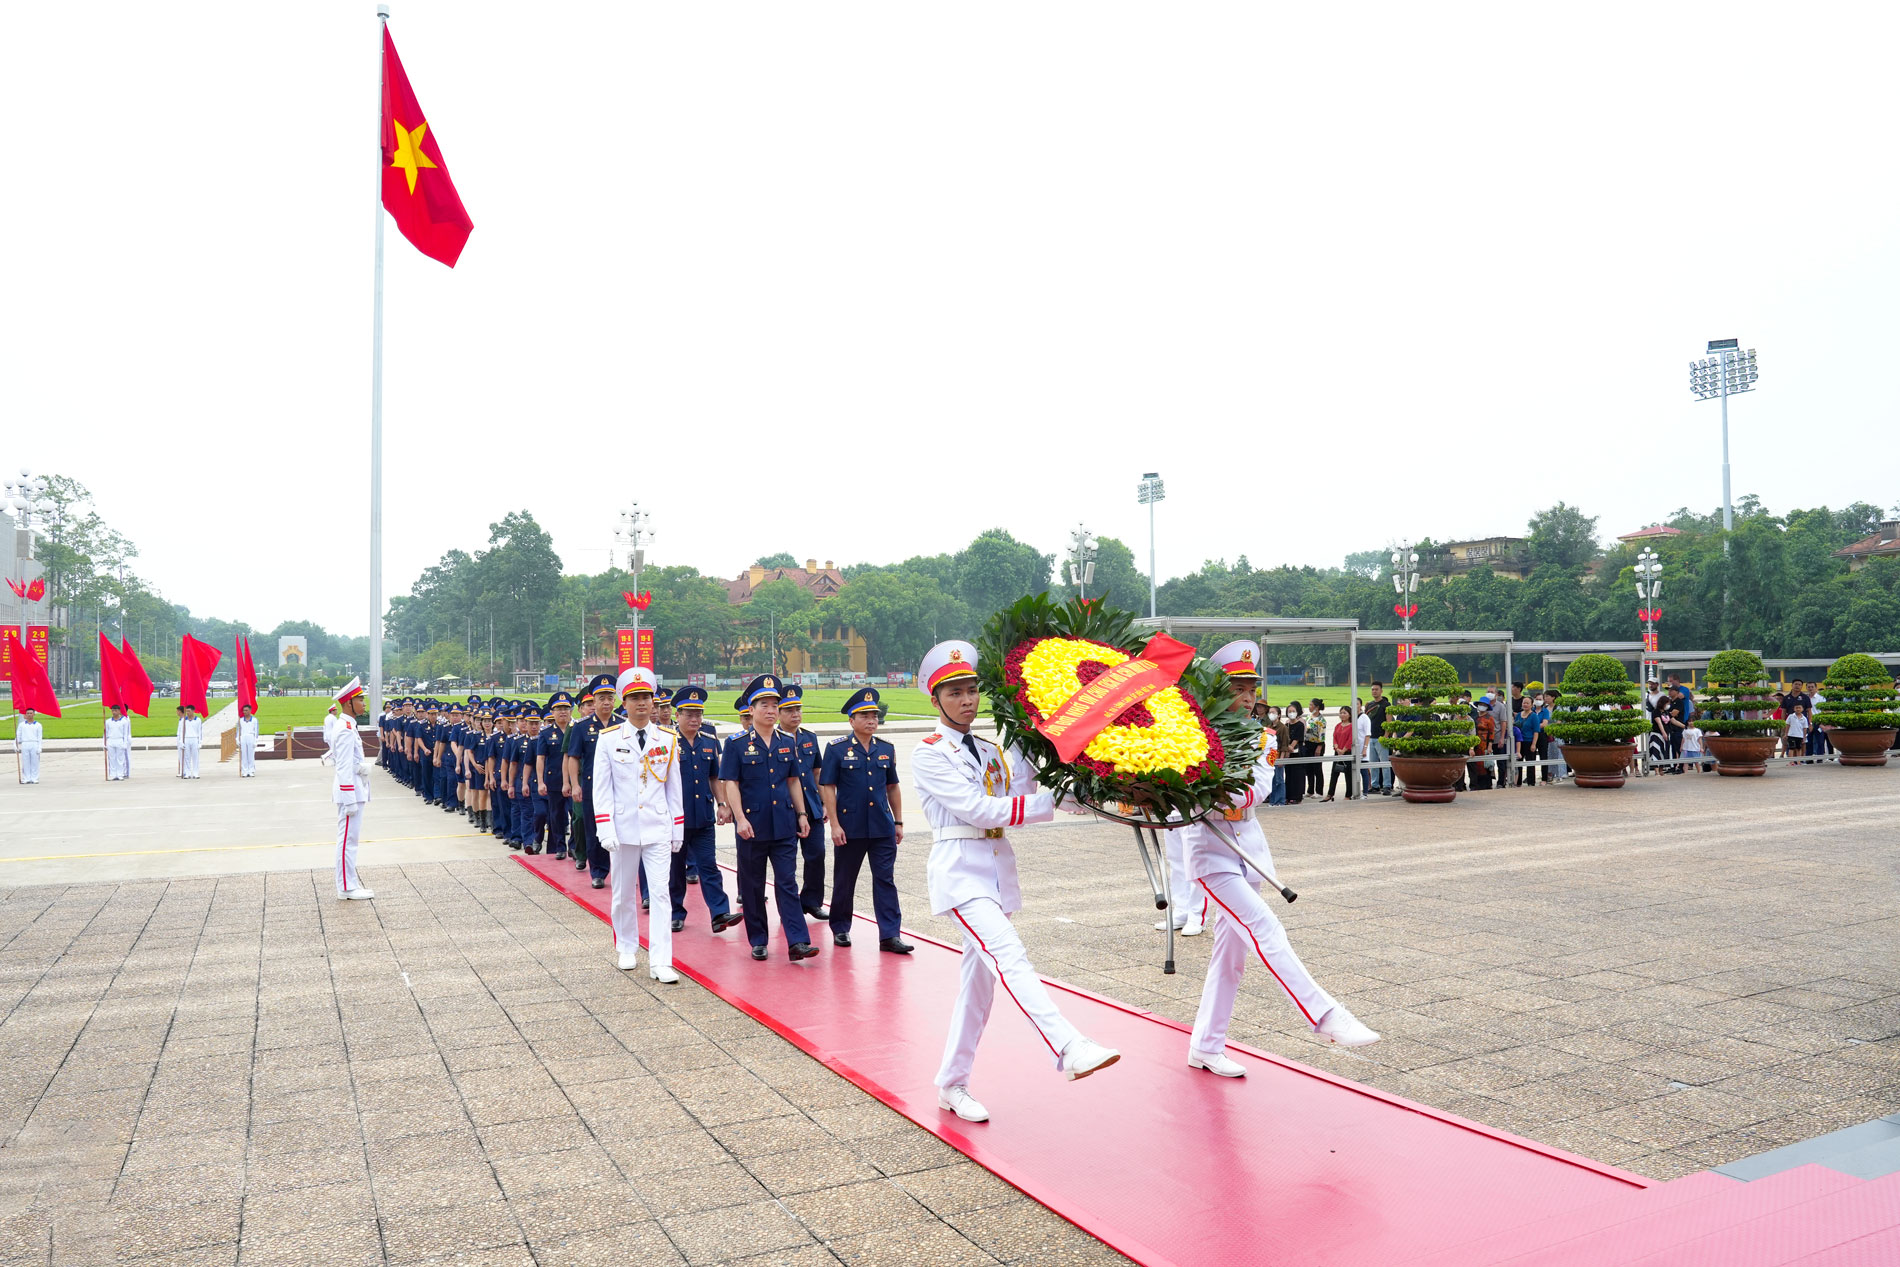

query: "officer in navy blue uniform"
left=515, top=701, right=545, bottom=853
left=719, top=675, right=817, bottom=961
left=419, top=702, right=441, bottom=805
left=777, top=684, right=831, bottom=921
left=566, top=675, right=617, bottom=887
left=443, top=703, right=466, bottom=814
left=539, top=691, right=574, bottom=859
left=667, top=687, right=741, bottom=935
left=435, top=703, right=457, bottom=810
left=495, top=705, right=519, bottom=844
left=819, top=688, right=912, bottom=952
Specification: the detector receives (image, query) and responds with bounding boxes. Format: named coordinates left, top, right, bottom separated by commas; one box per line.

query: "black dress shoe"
left=711, top=912, right=743, bottom=933
left=525, top=844, right=541, bottom=855
left=671, top=918, right=685, bottom=933
left=685, top=872, right=699, bottom=885
left=788, top=942, right=819, bottom=961
left=641, top=899, right=649, bottom=912
left=591, top=878, right=605, bottom=889
left=508, top=841, right=522, bottom=851
left=750, top=945, right=768, bottom=961
left=879, top=938, right=914, bottom=954
left=832, top=932, right=852, bottom=947
left=805, top=904, right=831, bottom=921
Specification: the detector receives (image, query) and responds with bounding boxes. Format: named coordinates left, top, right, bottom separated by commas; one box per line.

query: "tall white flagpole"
left=368, top=4, right=389, bottom=719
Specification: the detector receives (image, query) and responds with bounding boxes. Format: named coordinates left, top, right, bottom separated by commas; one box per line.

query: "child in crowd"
left=1680, top=723, right=1709, bottom=773
left=1783, top=703, right=1809, bottom=763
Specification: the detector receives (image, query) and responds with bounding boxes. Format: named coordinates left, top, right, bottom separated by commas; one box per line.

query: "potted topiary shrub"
left=1385, top=654, right=1479, bottom=802
left=1698, top=649, right=1785, bottom=776
left=1543, top=653, right=1649, bottom=788
left=1814, top=653, right=1900, bottom=766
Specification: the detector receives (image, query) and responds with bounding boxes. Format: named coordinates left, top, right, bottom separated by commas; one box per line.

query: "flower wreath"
left=977, top=594, right=1258, bottom=821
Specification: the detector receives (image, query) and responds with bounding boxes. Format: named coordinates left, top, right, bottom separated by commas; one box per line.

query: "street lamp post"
left=1136, top=473, right=1164, bottom=618
left=1390, top=542, right=1419, bottom=663
left=1065, top=524, right=1097, bottom=600
left=614, top=504, right=651, bottom=672
left=1634, top=547, right=1663, bottom=678
left=3, top=470, right=55, bottom=677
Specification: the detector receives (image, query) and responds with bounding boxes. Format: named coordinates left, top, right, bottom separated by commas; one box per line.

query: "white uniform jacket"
left=236, top=716, right=258, bottom=747
left=329, top=716, right=370, bottom=807
left=591, top=722, right=684, bottom=851
left=104, top=717, right=131, bottom=748
left=910, top=723, right=1056, bottom=917
left=1183, top=728, right=1274, bottom=882
left=176, top=717, right=202, bottom=748
left=17, top=720, right=43, bottom=750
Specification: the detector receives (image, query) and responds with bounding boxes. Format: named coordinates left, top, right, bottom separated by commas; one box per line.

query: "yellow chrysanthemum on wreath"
left=1009, top=636, right=1213, bottom=777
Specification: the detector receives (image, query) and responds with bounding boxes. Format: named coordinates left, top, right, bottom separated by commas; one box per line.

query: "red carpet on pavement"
left=516, top=854, right=1899, bottom=1265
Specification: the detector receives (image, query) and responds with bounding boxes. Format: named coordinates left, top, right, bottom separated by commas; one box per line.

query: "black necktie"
left=637, top=729, right=646, bottom=750
left=962, top=734, right=980, bottom=764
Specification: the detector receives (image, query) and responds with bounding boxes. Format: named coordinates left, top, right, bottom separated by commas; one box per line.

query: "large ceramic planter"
left=1824, top=727, right=1897, bottom=767
left=1559, top=742, right=1635, bottom=788
left=1705, top=734, right=1780, bottom=777
left=1389, top=754, right=1467, bottom=803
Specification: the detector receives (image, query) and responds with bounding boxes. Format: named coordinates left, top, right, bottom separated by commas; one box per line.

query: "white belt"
left=933, top=824, right=1006, bottom=842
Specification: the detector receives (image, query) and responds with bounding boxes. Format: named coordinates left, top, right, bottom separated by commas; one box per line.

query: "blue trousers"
left=830, top=837, right=900, bottom=939
left=544, top=792, right=569, bottom=857
left=669, top=825, right=729, bottom=923
left=581, top=793, right=609, bottom=881
left=799, top=819, right=828, bottom=912
left=1267, top=766, right=1286, bottom=805
left=493, top=787, right=511, bottom=838
left=514, top=786, right=535, bottom=846
left=436, top=763, right=452, bottom=805
left=738, top=836, right=809, bottom=948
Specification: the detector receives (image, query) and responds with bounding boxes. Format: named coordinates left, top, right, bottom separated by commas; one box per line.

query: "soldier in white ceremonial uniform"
left=104, top=706, right=132, bottom=780
left=591, top=667, right=684, bottom=982
left=911, top=640, right=1120, bottom=1124
left=236, top=704, right=259, bottom=777
left=176, top=705, right=203, bottom=779
left=15, top=709, right=43, bottom=784
left=1181, top=641, right=1378, bottom=1078
left=329, top=677, right=374, bottom=900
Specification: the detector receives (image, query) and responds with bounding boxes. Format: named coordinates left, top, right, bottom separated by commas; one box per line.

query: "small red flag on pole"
left=179, top=634, right=223, bottom=716
left=237, top=637, right=259, bottom=716
left=5, top=630, right=61, bottom=718
left=117, top=639, right=154, bottom=717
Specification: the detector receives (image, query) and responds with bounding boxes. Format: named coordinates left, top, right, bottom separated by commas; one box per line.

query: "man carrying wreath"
left=911, top=640, right=1120, bottom=1125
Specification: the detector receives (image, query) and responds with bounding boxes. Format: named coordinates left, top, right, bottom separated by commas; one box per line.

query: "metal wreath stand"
left=1073, top=795, right=1297, bottom=976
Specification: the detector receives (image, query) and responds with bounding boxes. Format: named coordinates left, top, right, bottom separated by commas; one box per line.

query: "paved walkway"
left=0, top=752, right=1897, bottom=1263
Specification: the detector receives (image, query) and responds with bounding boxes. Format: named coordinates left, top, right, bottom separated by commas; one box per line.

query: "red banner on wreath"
left=1036, top=633, right=1196, bottom=763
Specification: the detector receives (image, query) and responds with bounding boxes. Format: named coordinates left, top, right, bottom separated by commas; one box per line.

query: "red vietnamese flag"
left=117, top=639, right=154, bottom=717
left=381, top=27, right=473, bottom=267
left=5, top=630, right=60, bottom=718
left=179, top=634, right=223, bottom=717
left=236, top=637, right=259, bottom=717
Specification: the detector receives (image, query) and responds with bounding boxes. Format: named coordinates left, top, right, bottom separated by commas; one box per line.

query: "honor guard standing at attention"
left=236, top=704, right=259, bottom=777
left=469, top=706, right=493, bottom=830
left=592, top=668, right=684, bottom=980
left=819, top=689, right=910, bottom=952
left=777, top=684, right=831, bottom=921
left=515, top=701, right=545, bottom=853
left=104, top=705, right=132, bottom=781
left=15, top=709, right=43, bottom=784
left=539, top=692, right=575, bottom=860
left=492, top=706, right=517, bottom=845
left=177, top=705, right=203, bottom=779
left=440, top=703, right=464, bottom=811
left=432, top=703, right=453, bottom=808
left=329, top=677, right=374, bottom=900
left=565, top=676, right=617, bottom=888
left=911, top=641, right=1120, bottom=1123
left=1182, top=642, right=1378, bottom=1079
left=666, top=687, right=740, bottom=935
left=719, top=675, right=818, bottom=962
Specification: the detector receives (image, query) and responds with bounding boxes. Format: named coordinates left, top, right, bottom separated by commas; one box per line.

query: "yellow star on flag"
left=390, top=119, right=438, bottom=195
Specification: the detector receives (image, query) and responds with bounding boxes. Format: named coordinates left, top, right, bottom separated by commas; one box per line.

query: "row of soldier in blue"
left=376, top=675, right=906, bottom=953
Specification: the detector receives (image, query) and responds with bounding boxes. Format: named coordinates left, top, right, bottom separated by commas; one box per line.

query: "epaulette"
left=656, top=725, right=677, bottom=736
left=922, top=733, right=943, bottom=745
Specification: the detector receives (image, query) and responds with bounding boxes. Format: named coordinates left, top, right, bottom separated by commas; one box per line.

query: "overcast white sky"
left=7, top=3, right=1897, bottom=635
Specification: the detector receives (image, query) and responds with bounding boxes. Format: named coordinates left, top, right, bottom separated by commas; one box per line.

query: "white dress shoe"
left=1153, top=915, right=1187, bottom=931
left=1188, top=1051, right=1247, bottom=1078
left=937, top=1085, right=989, bottom=1122
left=343, top=888, right=375, bottom=901
left=1313, top=1007, right=1381, bottom=1047
left=1181, top=917, right=1206, bottom=937
left=1060, top=1037, right=1121, bottom=1081
left=649, top=965, right=680, bottom=984
left=616, top=950, right=640, bottom=971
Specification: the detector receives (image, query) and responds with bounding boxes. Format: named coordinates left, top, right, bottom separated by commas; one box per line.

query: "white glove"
left=599, top=836, right=620, bottom=853
left=671, top=838, right=684, bottom=853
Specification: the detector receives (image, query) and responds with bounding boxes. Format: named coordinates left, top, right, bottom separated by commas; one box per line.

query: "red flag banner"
left=5, top=630, right=61, bottom=718
left=117, top=640, right=154, bottom=717
left=179, top=634, right=223, bottom=716
left=381, top=27, right=473, bottom=267
left=616, top=628, right=637, bottom=672
left=237, top=637, right=259, bottom=716
left=98, top=633, right=125, bottom=711
left=1035, top=632, right=1198, bottom=764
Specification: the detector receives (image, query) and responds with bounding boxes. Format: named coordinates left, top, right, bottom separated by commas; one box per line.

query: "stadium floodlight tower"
left=1136, top=472, right=1164, bottom=618
left=1688, top=339, right=1758, bottom=542
left=1066, top=524, right=1097, bottom=600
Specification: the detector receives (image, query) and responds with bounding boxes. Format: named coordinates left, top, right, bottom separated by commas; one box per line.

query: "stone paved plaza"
left=0, top=749, right=1897, bottom=1263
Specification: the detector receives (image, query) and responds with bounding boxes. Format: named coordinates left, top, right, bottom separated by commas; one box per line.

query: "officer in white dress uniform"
left=910, top=641, right=1120, bottom=1124
left=592, top=667, right=684, bottom=982
left=176, top=706, right=203, bottom=779
left=104, top=706, right=132, bottom=780
left=329, top=677, right=374, bottom=900
left=15, top=710, right=43, bottom=784
left=236, top=705, right=260, bottom=777
left=1182, top=641, right=1378, bottom=1078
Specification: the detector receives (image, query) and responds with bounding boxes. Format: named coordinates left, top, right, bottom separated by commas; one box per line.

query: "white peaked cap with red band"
left=918, top=640, right=979, bottom=694
left=1212, top=640, right=1262, bottom=681
left=333, top=675, right=365, bottom=704
left=616, top=666, right=658, bottom=698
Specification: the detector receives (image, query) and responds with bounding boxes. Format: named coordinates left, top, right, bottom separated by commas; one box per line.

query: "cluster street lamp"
left=1688, top=340, right=1759, bottom=542
left=1066, top=524, right=1097, bottom=600
left=613, top=504, right=652, bottom=672
left=1136, top=472, right=1164, bottom=618
left=4, top=470, right=55, bottom=670
left=1634, top=547, right=1663, bottom=676
left=1390, top=543, right=1420, bottom=665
